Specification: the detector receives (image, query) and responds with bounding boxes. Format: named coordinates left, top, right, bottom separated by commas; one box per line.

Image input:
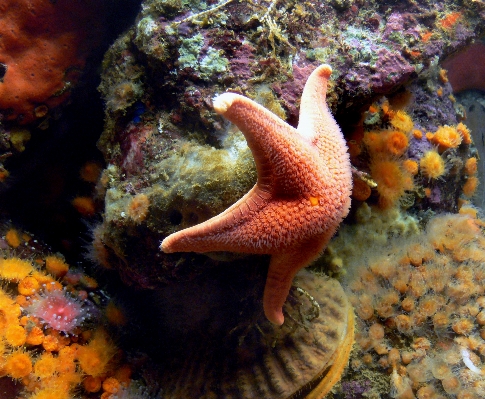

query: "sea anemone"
left=26, top=290, right=90, bottom=334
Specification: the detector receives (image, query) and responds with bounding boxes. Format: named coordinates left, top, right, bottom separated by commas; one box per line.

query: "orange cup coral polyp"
left=363, top=130, right=410, bottom=157
left=77, top=329, right=117, bottom=377
left=420, top=150, right=445, bottom=179
left=430, top=125, right=462, bottom=151
left=4, top=351, right=33, bottom=379
left=385, top=131, right=409, bottom=157
left=0, top=257, right=34, bottom=281
left=390, top=110, right=414, bottom=134
left=370, top=158, right=413, bottom=208
left=463, top=176, right=479, bottom=197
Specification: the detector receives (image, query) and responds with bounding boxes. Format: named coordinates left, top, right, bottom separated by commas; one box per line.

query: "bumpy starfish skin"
left=161, top=65, right=352, bottom=325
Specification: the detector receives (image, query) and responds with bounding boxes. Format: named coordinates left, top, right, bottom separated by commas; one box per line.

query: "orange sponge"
left=0, top=0, right=106, bottom=124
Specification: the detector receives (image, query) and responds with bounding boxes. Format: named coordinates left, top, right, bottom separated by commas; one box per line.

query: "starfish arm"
left=297, top=64, right=334, bottom=140
left=159, top=64, right=352, bottom=325
left=160, top=185, right=271, bottom=253
left=213, top=92, right=317, bottom=195
left=263, top=237, right=325, bottom=325
left=297, top=64, right=353, bottom=214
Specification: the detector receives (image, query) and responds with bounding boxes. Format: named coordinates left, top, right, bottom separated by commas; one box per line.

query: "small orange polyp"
left=309, top=197, right=319, bottom=206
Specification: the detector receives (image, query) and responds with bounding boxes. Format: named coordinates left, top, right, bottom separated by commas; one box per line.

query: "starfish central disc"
left=161, top=64, right=352, bottom=325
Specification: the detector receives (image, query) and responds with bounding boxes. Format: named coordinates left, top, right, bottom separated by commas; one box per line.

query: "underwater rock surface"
left=0, top=1, right=484, bottom=398
left=95, top=0, right=485, bottom=288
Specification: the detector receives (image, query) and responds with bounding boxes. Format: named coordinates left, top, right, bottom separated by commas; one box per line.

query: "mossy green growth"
left=178, top=34, right=229, bottom=79
left=98, top=33, right=145, bottom=114
left=199, top=48, right=229, bottom=79
left=149, top=134, right=255, bottom=235
left=315, top=203, right=420, bottom=276
left=143, top=0, right=186, bottom=18
left=178, top=33, right=205, bottom=70
left=255, top=87, right=286, bottom=121
left=104, top=131, right=256, bottom=237
left=306, top=47, right=333, bottom=63
left=341, top=26, right=390, bottom=68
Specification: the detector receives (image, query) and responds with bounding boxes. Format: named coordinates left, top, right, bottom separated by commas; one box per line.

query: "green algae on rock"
left=93, top=0, right=485, bottom=288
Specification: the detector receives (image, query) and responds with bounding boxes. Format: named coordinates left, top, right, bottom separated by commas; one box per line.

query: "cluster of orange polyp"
left=0, top=226, right=133, bottom=399
left=344, top=211, right=485, bottom=398
left=351, top=97, right=478, bottom=209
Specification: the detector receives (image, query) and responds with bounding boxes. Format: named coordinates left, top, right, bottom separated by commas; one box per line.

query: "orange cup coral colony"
left=359, top=97, right=475, bottom=208
left=0, top=225, right=134, bottom=399
left=369, top=157, right=414, bottom=209
left=344, top=212, right=485, bottom=399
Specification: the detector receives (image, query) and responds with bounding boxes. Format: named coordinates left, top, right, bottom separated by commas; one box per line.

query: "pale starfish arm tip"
left=317, top=64, right=333, bottom=78
left=160, top=236, right=177, bottom=253
left=264, top=301, right=285, bottom=326
left=213, top=92, right=240, bottom=115
left=159, top=239, right=169, bottom=253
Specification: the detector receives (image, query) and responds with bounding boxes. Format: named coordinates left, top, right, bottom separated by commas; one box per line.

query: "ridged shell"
left=160, top=270, right=352, bottom=399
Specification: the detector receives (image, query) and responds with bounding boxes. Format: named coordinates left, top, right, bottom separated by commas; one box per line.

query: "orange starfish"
left=161, top=65, right=352, bottom=325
